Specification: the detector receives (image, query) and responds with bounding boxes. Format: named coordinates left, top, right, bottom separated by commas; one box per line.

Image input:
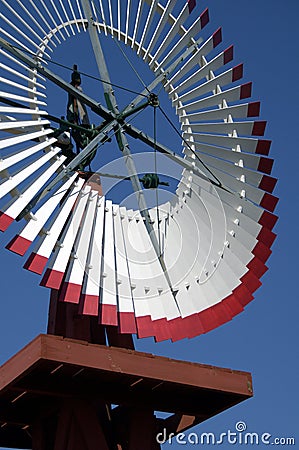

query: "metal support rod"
left=81, top=0, right=170, bottom=274
left=118, top=99, right=150, bottom=121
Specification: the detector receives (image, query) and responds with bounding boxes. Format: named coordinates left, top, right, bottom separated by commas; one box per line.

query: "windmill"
left=0, top=1, right=278, bottom=449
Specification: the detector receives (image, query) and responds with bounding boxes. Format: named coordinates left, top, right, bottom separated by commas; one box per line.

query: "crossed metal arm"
left=0, top=35, right=219, bottom=188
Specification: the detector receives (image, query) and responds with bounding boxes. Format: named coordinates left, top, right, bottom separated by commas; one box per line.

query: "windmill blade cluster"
left=0, top=0, right=278, bottom=341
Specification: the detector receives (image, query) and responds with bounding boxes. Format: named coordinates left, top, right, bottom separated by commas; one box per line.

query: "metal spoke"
left=81, top=0, right=173, bottom=291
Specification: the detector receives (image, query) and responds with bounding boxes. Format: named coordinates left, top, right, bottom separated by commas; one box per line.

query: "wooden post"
left=128, top=408, right=160, bottom=450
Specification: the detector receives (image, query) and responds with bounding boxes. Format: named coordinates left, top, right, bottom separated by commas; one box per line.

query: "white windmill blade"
left=0, top=11, right=52, bottom=59
left=0, top=147, right=60, bottom=201
left=172, top=268, right=242, bottom=341
left=26, top=0, right=62, bottom=45
left=94, top=0, right=106, bottom=35
left=0, top=129, right=53, bottom=150
left=63, top=0, right=80, bottom=35
left=177, top=82, right=253, bottom=113
left=184, top=191, right=275, bottom=283
left=58, top=189, right=99, bottom=304
left=0, top=138, right=57, bottom=172
left=137, top=0, right=159, bottom=55
left=165, top=27, right=222, bottom=87
left=178, top=173, right=253, bottom=242
left=0, top=152, right=66, bottom=231
left=194, top=165, right=278, bottom=212
left=182, top=167, right=278, bottom=234
left=190, top=151, right=277, bottom=193
left=0, top=91, right=47, bottom=106
left=0, top=106, right=48, bottom=116
left=124, top=0, right=132, bottom=44
left=163, top=198, right=213, bottom=288
left=192, top=143, right=274, bottom=175
left=130, top=0, right=144, bottom=48
left=0, top=48, right=47, bottom=80
left=146, top=207, right=183, bottom=341
left=24, top=177, right=86, bottom=275
left=33, top=0, right=67, bottom=42
left=180, top=101, right=261, bottom=122
left=166, top=194, right=229, bottom=289
left=12, top=0, right=58, bottom=48
left=7, top=173, right=78, bottom=255
left=169, top=45, right=234, bottom=96
left=0, top=121, right=47, bottom=136
left=176, top=171, right=276, bottom=261
left=0, top=62, right=46, bottom=89
left=196, top=185, right=276, bottom=247
left=183, top=133, right=271, bottom=155
left=151, top=8, right=209, bottom=70
left=75, top=0, right=87, bottom=30
left=180, top=149, right=278, bottom=211
left=120, top=208, right=179, bottom=340
left=149, top=3, right=207, bottom=68
left=143, top=0, right=181, bottom=60
left=127, top=1, right=159, bottom=54
left=79, top=195, right=105, bottom=317
left=0, top=119, right=50, bottom=131
left=0, top=76, right=47, bottom=97
left=0, top=25, right=45, bottom=60
left=184, top=150, right=277, bottom=197
left=112, top=205, right=136, bottom=335
left=40, top=184, right=91, bottom=290
left=222, top=228, right=260, bottom=271
left=99, top=199, right=118, bottom=326
left=49, top=0, right=72, bottom=38
left=222, top=245, right=263, bottom=295
left=223, top=204, right=276, bottom=248
left=202, top=257, right=247, bottom=307
left=176, top=273, right=225, bottom=319
left=160, top=197, right=264, bottom=340
left=182, top=120, right=267, bottom=137
left=57, top=0, right=79, bottom=36
left=172, top=63, right=244, bottom=105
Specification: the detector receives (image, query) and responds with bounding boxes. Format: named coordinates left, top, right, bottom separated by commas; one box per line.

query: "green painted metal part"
left=140, top=174, right=169, bottom=189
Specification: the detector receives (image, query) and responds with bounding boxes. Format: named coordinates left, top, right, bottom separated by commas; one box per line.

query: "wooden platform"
left=0, top=334, right=253, bottom=449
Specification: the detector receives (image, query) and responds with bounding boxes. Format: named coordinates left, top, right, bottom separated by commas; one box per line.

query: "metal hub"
left=148, top=92, right=159, bottom=107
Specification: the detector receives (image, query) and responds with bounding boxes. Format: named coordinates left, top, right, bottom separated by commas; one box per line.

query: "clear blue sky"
left=0, top=0, right=298, bottom=448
